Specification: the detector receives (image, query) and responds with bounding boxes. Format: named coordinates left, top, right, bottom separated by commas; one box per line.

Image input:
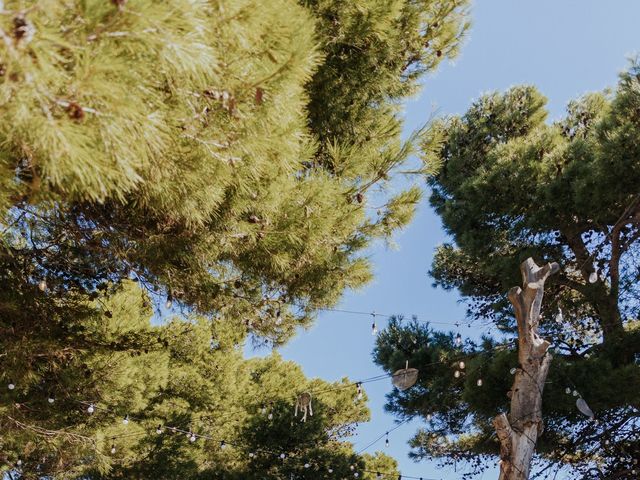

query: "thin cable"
left=356, top=418, right=411, bottom=455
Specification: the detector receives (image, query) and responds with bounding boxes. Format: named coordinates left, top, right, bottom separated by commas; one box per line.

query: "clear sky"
left=260, top=1, right=640, bottom=478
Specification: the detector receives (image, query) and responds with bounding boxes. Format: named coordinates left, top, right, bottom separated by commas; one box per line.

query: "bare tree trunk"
left=494, top=258, right=559, bottom=480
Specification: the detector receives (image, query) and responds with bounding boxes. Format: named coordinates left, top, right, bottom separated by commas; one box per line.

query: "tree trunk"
left=494, top=258, right=559, bottom=480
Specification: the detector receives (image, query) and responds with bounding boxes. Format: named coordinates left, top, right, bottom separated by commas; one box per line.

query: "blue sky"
left=267, top=1, right=640, bottom=478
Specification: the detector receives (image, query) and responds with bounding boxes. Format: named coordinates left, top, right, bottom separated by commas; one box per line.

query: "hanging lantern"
left=392, top=361, right=419, bottom=391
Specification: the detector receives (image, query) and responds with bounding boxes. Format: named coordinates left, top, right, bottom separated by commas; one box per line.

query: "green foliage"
left=373, top=65, right=640, bottom=478
left=0, top=0, right=470, bottom=477
left=0, top=281, right=399, bottom=479
left=0, top=0, right=469, bottom=347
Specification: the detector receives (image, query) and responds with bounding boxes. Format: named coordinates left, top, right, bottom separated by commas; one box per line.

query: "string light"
left=6, top=351, right=592, bottom=480
left=38, top=279, right=47, bottom=292
left=565, top=387, right=571, bottom=395
left=588, top=268, right=598, bottom=284
left=372, top=321, right=378, bottom=336
left=123, top=414, right=129, bottom=425
left=356, top=383, right=363, bottom=401
left=454, top=370, right=460, bottom=378
left=165, top=297, right=173, bottom=309
left=47, top=394, right=55, bottom=404
left=275, top=309, right=283, bottom=326
left=268, top=412, right=273, bottom=420
left=220, top=440, right=226, bottom=449
left=260, top=404, right=267, bottom=415
left=510, top=368, right=517, bottom=375
left=454, top=333, right=462, bottom=346
left=16, top=459, right=22, bottom=467
left=110, top=444, right=116, bottom=454
left=385, top=432, right=390, bottom=447
left=304, top=463, right=310, bottom=468
left=7, top=381, right=15, bottom=390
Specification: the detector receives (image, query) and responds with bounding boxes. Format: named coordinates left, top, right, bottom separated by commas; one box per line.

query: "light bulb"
left=377, top=473, right=382, bottom=479
left=455, top=334, right=462, bottom=346
left=589, top=271, right=598, bottom=284
left=510, top=368, right=517, bottom=375
left=122, top=415, right=129, bottom=425
left=371, top=322, right=378, bottom=335
left=459, top=361, right=465, bottom=369
left=477, top=378, right=483, bottom=387
left=279, top=453, right=286, bottom=460
left=38, top=279, right=47, bottom=292
left=16, top=459, right=22, bottom=467
left=385, top=435, right=390, bottom=447
left=565, top=387, right=571, bottom=395
left=248, top=452, right=255, bottom=458
left=454, top=370, right=460, bottom=378
left=572, top=390, right=579, bottom=397
left=8, top=382, right=15, bottom=390
left=260, top=404, right=266, bottom=415
left=328, top=468, right=333, bottom=473
left=189, top=434, right=197, bottom=442
left=220, top=440, right=226, bottom=449
left=165, top=298, right=173, bottom=309
left=268, top=412, right=273, bottom=420
left=350, top=465, right=355, bottom=471
left=354, top=473, right=359, bottom=478
left=111, top=444, right=116, bottom=454
left=304, top=463, right=310, bottom=468
left=156, top=424, right=163, bottom=434
left=426, top=414, right=432, bottom=421
left=47, top=395, right=55, bottom=404
left=87, top=404, right=95, bottom=414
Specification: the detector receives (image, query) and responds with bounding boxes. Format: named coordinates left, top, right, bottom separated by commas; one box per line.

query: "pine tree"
left=1, top=281, right=399, bottom=479
left=373, top=65, right=640, bottom=478
left=0, top=0, right=469, bottom=477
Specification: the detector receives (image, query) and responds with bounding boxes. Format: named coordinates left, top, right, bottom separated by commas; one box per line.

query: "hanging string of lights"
left=1, top=341, right=601, bottom=480
left=0, top=404, right=437, bottom=480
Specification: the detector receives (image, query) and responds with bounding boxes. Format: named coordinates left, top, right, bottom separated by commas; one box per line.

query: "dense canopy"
left=0, top=0, right=469, bottom=478
left=374, top=65, right=640, bottom=478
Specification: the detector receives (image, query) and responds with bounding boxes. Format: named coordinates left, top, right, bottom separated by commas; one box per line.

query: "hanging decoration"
left=576, top=397, right=595, bottom=420
left=295, top=392, right=313, bottom=422
left=392, top=361, right=419, bottom=391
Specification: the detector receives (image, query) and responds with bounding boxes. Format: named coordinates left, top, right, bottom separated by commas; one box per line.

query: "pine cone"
left=67, top=102, right=85, bottom=121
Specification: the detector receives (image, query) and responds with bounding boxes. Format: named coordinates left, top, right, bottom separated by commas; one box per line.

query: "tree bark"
left=494, top=258, right=559, bottom=480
